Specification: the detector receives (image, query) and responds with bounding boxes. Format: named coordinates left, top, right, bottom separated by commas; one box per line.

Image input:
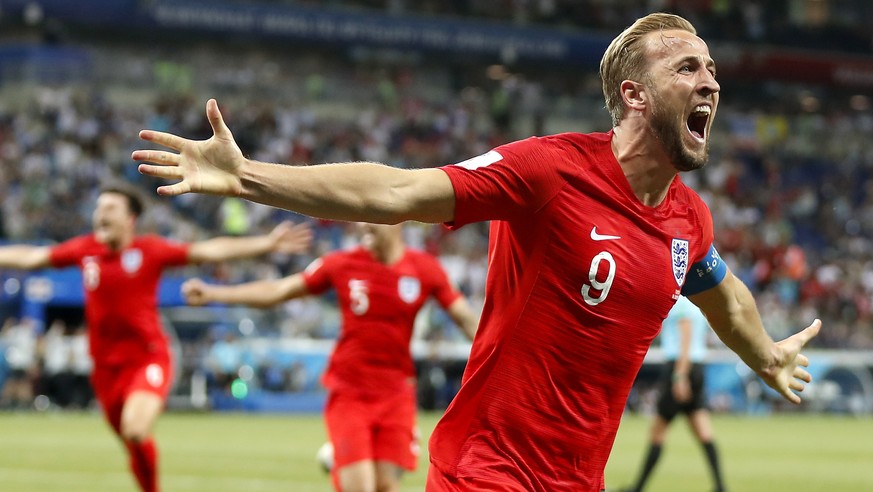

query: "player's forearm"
left=204, top=275, right=306, bottom=308
left=0, top=246, right=51, bottom=270
left=673, top=320, right=692, bottom=376
left=204, top=281, right=288, bottom=308
left=188, top=234, right=274, bottom=263
left=238, top=160, right=455, bottom=224
left=699, top=277, right=777, bottom=375
left=448, top=298, right=479, bottom=341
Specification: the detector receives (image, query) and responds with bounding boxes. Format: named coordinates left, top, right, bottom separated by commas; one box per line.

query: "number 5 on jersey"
left=349, top=279, right=370, bottom=315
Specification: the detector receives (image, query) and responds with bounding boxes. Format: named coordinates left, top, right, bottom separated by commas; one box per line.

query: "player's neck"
left=611, top=125, right=677, bottom=207
left=370, top=240, right=405, bottom=265
left=106, top=232, right=135, bottom=251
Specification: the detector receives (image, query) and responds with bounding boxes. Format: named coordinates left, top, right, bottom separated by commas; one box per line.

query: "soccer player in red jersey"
left=133, top=12, right=822, bottom=492
left=180, top=222, right=478, bottom=492
left=0, top=185, right=312, bottom=492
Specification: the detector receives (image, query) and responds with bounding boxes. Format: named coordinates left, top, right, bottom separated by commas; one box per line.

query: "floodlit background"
left=0, top=1, right=872, bottom=490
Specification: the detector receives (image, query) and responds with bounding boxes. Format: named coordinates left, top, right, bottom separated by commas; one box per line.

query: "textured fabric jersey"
left=302, top=246, right=461, bottom=395
left=660, top=295, right=710, bottom=362
left=431, top=131, right=715, bottom=491
left=50, top=234, right=190, bottom=367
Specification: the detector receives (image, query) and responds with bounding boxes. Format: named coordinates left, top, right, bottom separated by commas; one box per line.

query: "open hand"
left=270, top=221, right=314, bottom=255
left=758, top=319, right=822, bottom=404
left=133, top=99, right=244, bottom=197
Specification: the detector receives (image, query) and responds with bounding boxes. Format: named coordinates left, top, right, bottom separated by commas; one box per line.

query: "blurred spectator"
left=37, top=319, right=74, bottom=408
left=68, top=324, right=94, bottom=409
left=0, top=317, right=39, bottom=410
left=205, top=328, right=245, bottom=393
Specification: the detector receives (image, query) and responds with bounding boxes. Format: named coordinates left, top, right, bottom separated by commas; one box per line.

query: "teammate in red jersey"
left=133, top=12, right=821, bottom=492
left=181, top=222, right=478, bottom=492
left=0, top=185, right=312, bottom=492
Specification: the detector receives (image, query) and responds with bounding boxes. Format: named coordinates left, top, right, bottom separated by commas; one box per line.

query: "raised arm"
left=182, top=274, right=310, bottom=309
left=446, top=297, right=479, bottom=341
left=688, top=269, right=821, bottom=404
left=0, top=245, right=52, bottom=270
left=187, top=220, right=312, bottom=264
left=133, top=99, right=456, bottom=224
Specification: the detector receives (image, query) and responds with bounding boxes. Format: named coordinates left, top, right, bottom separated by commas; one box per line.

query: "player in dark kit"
left=134, top=12, right=821, bottom=491
left=181, top=222, right=478, bottom=491
left=624, top=296, right=728, bottom=492
left=0, top=185, right=312, bottom=492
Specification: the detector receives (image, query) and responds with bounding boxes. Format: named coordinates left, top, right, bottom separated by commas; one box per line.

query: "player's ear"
left=620, top=80, right=647, bottom=113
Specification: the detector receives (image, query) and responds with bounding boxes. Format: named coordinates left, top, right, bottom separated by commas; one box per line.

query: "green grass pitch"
left=0, top=410, right=870, bottom=491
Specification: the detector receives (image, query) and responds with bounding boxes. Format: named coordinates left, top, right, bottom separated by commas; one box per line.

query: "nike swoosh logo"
left=590, top=227, right=621, bottom=241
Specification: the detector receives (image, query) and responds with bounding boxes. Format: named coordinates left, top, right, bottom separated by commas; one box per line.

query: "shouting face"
left=641, top=29, right=719, bottom=171
left=92, top=192, right=136, bottom=249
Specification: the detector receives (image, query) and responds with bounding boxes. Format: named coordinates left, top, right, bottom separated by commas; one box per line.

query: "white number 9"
left=581, top=251, right=616, bottom=306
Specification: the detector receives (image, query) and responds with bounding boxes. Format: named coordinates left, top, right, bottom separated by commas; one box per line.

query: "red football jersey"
left=50, top=235, right=190, bottom=366
left=302, top=246, right=461, bottom=395
left=431, top=132, right=714, bottom=491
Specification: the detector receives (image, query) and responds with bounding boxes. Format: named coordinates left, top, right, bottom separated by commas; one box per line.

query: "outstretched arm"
left=688, top=269, right=821, bottom=404
left=182, top=274, right=310, bottom=308
left=187, top=220, right=312, bottom=264
left=0, top=245, right=52, bottom=270
left=446, top=297, right=479, bottom=341
left=134, top=99, right=456, bottom=224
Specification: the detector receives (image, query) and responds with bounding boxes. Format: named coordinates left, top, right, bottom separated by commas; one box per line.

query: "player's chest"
left=333, top=264, right=427, bottom=317
left=79, top=248, right=154, bottom=291
left=542, top=193, right=700, bottom=310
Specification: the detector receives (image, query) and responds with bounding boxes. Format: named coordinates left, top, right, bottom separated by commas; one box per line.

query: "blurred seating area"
left=0, top=30, right=872, bottom=354
left=0, top=0, right=872, bottom=360
left=278, top=0, right=873, bottom=55
left=0, top=1, right=871, bottom=415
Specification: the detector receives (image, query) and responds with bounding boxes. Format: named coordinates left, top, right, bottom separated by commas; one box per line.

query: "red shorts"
left=325, top=382, right=419, bottom=471
left=91, top=357, right=173, bottom=434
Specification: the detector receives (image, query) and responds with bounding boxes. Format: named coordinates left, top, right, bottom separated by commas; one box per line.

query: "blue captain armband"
left=681, top=244, right=727, bottom=296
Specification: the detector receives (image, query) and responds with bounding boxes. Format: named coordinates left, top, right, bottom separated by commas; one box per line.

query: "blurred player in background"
left=0, top=317, right=39, bottom=409
left=0, top=185, right=312, bottom=492
left=182, top=222, right=478, bottom=492
left=624, top=296, right=727, bottom=492
left=134, top=12, right=820, bottom=492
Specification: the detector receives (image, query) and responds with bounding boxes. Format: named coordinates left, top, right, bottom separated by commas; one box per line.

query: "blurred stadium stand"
left=0, top=0, right=872, bottom=414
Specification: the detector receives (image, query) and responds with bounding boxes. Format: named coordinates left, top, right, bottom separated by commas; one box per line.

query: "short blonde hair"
left=600, top=13, right=696, bottom=126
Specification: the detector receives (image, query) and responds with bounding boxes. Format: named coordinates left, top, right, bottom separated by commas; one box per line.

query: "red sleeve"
left=691, top=195, right=715, bottom=264
left=146, top=235, right=191, bottom=267
left=439, top=136, right=568, bottom=228
left=301, top=254, right=337, bottom=295
left=49, top=235, right=92, bottom=268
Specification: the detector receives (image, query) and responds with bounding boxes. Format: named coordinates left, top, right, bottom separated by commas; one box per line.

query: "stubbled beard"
left=649, top=97, right=709, bottom=172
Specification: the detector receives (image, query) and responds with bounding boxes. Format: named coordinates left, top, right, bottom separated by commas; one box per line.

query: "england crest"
left=398, top=276, right=421, bottom=304
left=671, top=239, right=689, bottom=288
left=122, top=248, right=143, bottom=274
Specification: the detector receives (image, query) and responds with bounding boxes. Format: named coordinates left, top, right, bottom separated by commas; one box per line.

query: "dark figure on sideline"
left=624, top=296, right=727, bottom=492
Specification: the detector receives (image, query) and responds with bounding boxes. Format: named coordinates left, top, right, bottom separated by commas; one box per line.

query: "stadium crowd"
left=280, top=0, right=873, bottom=55
left=0, top=49, right=872, bottom=352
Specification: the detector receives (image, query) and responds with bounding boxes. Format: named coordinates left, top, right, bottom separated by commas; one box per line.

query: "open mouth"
left=686, top=104, right=711, bottom=142
left=94, top=220, right=111, bottom=233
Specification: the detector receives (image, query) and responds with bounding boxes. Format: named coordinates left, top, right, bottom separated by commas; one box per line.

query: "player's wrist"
left=671, top=372, right=688, bottom=382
